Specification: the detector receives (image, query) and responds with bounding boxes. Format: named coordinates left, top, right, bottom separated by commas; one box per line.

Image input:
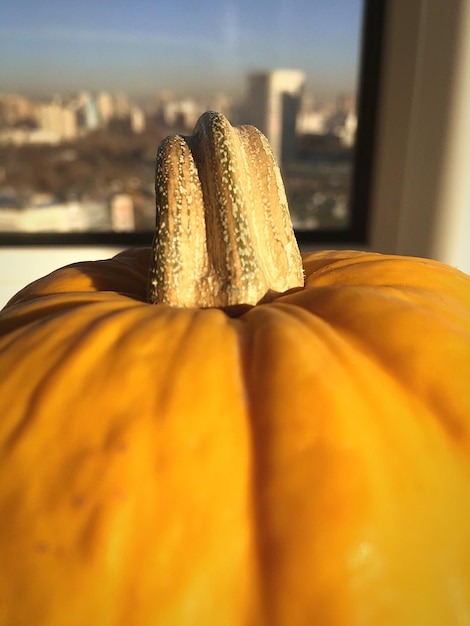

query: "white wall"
left=369, top=0, right=470, bottom=274
left=0, top=247, right=123, bottom=308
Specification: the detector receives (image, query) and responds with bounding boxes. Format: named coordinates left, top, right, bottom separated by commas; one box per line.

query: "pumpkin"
left=0, top=112, right=470, bottom=626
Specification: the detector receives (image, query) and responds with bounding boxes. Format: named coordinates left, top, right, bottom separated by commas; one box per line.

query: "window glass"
left=0, top=0, right=365, bottom=239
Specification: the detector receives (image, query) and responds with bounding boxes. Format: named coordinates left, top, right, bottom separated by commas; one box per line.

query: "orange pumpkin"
left=0, top=113, right=469, bottom=625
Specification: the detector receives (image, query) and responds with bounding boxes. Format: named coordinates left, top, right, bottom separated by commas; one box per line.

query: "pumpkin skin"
left=0, top=247, right=470, bottom=626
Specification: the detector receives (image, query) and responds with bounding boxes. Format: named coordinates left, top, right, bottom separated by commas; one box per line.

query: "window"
left=0, top=0, right=384, bottom=246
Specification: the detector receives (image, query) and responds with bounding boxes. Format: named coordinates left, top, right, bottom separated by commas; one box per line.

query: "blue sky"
left=0, top=0, right=364, bottom=101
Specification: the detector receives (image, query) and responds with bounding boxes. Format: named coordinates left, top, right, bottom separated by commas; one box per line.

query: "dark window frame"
left=0, top=0, right=386, bottom=248
left=297, top=0, right=386, bottom=247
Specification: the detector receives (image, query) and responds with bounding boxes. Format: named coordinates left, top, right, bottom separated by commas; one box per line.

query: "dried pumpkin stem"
left=147, top=110, right=304, bottom=308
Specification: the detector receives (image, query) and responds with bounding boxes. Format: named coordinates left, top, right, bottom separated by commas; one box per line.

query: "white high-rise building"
left=130, top=106, right=145, bottom=133
left=38, top=102, right=77, bottom=142
left=245, top=69, right=305, bottom=163
left=96, top=91, right=114, bottom=127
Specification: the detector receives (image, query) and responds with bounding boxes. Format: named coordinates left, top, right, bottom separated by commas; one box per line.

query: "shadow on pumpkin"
left=83, top=247, right=152, bottom=302
left=81, top=245, right=306, bottom=313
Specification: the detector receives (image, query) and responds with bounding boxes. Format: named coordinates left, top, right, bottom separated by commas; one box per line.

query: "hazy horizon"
left=0, top=0, right=363, bottom=102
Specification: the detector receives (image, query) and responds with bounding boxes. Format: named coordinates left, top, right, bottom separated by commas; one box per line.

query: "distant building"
left=96, top=91, right=114, bottom=127
left=244, top=69, right=305, bottom=163
left=161, top=98, right=202, bottom=130
left=76, top=93, right=100, bottom=132
left=38, top=102, right=77, bottom=142
left=0, top=93, right=36, bottom=127
left=130, top=106, right=145, bottom=133
left=337, top=111, right=357, bottom=147
left=114, top=92, right=131, bottom=119
left=296, top=90, right=358, bottom=150
left=336, top=92, right=356, bottom=114
left=297, top=109, right=328, bottom=135
left=324, top=110, right=358, bottom=147
left=110, top=193, right=135, bottom=232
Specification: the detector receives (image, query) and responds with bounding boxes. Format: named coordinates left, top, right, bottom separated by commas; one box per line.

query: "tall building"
left=38, top=102, right=77, bottom=142
left=76, top=93, right=99, bottom=132
left=130, top=106, right=145, bottom=133
left=114, top=92, right=131, bottom=119
left=96, top=91, right=114, bottom=127
left=245, top=69, right=305, bottom=163
left=0, top=94, right=36, bottom=126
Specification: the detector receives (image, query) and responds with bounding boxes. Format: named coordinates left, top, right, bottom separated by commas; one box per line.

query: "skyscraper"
left=245, top=69, right=305, bottom=163
left=96, top=91, right=114, bottom=127
left=38, top=102, right=77, bottom=142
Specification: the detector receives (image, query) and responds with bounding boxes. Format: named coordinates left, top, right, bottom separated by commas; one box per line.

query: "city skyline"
left=0, top=0, right=364, bottom=101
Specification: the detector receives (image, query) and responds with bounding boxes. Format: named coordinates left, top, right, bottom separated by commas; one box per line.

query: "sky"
left=0, top=0, right=364, bottom=102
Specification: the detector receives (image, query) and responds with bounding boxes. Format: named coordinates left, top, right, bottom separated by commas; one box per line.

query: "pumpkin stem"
left=147, top=111, right=304, bottom=308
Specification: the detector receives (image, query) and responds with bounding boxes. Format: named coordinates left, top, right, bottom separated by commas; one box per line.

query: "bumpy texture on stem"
left=147, top=111, right=304, bottom=308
